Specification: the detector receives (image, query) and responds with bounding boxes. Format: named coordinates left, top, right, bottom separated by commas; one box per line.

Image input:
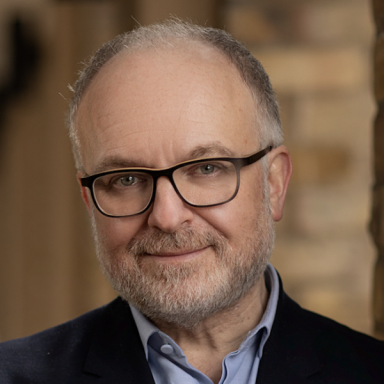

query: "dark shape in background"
left=0, top=16, right=41, bottom=133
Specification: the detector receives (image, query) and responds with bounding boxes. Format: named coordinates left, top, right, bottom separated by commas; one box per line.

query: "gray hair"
left=67, top=19, right=283, bottom=170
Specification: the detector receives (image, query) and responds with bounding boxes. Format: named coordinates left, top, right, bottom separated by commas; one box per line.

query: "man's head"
left=70, top=20, right=292, bottom=329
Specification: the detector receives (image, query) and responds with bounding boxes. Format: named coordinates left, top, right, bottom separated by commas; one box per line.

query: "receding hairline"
left=68, top=21, right=283, bottom=170
left=78, top=37, right=247, bottom=105
left=75, top=41, right=262, bottom=168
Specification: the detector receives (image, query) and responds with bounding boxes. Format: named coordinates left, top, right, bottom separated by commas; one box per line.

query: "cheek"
left=206, top=177, right=265, bottom=240
left=92, top=212, right=147, bottom=250
left=198, top=185, right=263, bottom=245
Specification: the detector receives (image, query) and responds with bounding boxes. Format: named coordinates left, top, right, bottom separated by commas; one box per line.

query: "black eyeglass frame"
left=81, top=145, right=273, bottom=218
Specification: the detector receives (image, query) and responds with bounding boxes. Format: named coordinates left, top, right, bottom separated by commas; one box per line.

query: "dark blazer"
left=1, top=279, right=384, bottom=384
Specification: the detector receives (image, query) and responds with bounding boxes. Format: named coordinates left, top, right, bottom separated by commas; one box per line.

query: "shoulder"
left=275, top=290, right=384, bottom=382
left=300, top=304, right=384, bottom=357
left=0, top=298, right=148, bottom=384
left=260, top=271, right=384, bottom=383
left=273, top=273, right=384, bottom=356
left=290, top=294, right=384, bottom=345
left=0, top=302, right=108, bottom=383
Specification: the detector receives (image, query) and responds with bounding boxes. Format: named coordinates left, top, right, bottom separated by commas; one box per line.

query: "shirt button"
left=160, top=344, right=174, bottom=355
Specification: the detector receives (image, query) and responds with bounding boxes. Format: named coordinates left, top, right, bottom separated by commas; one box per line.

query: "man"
left=1, top=20, right=384, bottom=384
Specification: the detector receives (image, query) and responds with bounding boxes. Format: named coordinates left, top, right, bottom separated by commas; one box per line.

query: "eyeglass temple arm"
left=247, top=145, right=273, bottom=165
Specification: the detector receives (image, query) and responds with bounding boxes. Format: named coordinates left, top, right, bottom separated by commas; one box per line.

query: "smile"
left=143, top=246, right=210, bottom=261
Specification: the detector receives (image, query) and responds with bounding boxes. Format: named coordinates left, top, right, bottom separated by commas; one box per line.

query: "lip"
left=143, top=246, right=210, bottom=261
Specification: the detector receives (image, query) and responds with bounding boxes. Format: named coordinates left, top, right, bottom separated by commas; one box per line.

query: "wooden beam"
left=371, top=0, right=384, bottom=340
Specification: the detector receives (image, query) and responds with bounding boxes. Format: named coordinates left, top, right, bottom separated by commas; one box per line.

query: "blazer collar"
left=256, top=273, right=322, bottom=383
left=83, top=297, right=155, bottom=384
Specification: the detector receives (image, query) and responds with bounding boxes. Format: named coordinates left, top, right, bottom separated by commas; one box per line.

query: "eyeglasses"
left=81, top=146, right=272, bottom=218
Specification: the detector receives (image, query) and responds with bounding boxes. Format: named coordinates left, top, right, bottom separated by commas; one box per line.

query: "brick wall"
left=225, top=0, right=376, bottom=334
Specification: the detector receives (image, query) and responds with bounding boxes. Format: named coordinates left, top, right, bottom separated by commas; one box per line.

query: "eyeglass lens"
left=92, top=160, right=238, bottom=216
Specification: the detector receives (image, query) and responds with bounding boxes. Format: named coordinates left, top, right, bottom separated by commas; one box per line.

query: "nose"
left=147, top=176, right=194, bottom=233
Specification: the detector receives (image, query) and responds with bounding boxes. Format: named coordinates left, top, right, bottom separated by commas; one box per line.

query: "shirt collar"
left=130, top=263, right=279, bottom=359
left=130, top=305, right=158, bottom=359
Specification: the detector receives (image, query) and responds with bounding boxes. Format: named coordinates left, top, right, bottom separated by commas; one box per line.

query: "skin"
left=76, top=41, right=292, bottom=383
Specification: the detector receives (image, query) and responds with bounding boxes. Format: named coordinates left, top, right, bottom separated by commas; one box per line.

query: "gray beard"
left=92, top=193, right=275, bottom=329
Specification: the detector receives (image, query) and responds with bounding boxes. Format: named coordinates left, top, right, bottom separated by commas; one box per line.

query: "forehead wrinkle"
left=95, top=120, right=154, bottom=145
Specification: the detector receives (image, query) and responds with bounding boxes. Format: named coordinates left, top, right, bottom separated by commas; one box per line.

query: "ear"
left=77, top=171, right=93, bottom=217
left=267, top=145, right=292, bottom=222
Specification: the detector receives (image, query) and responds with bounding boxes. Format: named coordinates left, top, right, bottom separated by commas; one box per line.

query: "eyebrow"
left=92, top=158, right=144, bottom=174
left=187, top=143, right=236, bottom=159
left=91, top=142, right=236, bottom=175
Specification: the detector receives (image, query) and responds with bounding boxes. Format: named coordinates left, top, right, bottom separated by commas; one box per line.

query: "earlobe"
left=267, top=146, right=292, bottom=222
left=76, top=172, right=93, bottom=217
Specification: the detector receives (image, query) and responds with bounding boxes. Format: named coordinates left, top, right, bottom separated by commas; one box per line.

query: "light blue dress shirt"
left=130, top=263, right=279, bottom=384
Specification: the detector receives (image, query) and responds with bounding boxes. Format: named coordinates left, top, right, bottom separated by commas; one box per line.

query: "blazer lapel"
left=83, top=297, right=155, bottom=384
left=256, top=276, right=322, bottom=384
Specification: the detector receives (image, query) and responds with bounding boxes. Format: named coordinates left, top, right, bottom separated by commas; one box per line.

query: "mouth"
left=143, top=246, right=210, bottom=261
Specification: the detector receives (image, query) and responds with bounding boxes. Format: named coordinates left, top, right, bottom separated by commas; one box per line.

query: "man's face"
left=76, top=43, right=280, bottom=328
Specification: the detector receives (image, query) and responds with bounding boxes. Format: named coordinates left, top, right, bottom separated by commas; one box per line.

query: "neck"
left=153, top=276, right=269, bottom=384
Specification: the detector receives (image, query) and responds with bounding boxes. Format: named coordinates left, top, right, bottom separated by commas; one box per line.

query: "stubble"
left=92, top=196, right=275, bottom=329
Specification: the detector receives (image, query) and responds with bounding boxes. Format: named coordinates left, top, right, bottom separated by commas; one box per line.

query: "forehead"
left=76, top=42, right=260, bottom=173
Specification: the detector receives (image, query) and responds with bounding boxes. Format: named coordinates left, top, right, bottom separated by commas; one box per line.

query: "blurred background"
left=0, top=0, right=382, bottom=342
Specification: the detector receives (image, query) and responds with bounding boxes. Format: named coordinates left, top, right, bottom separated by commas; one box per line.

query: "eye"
left=118, top=175, right=138, bottom=186
left=199, top=164, right=215, bottom=174
left=94, top=172, right=151, bottom=194
left=183, top=161, right=229, bottom=178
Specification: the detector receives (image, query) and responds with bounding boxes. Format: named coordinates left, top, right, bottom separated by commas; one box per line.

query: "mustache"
left=126, top=227, right=228, bottom=256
